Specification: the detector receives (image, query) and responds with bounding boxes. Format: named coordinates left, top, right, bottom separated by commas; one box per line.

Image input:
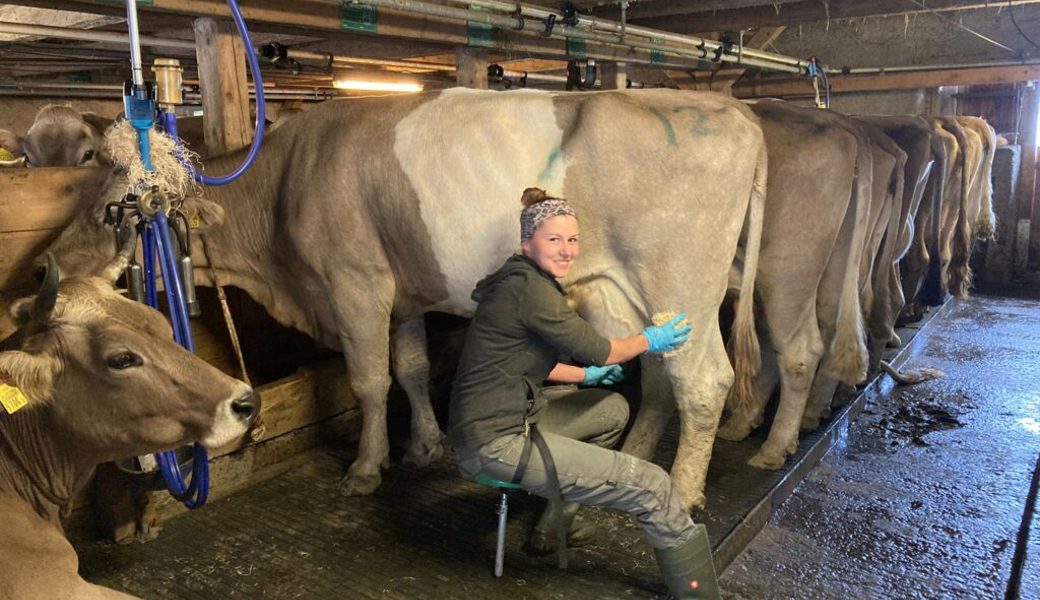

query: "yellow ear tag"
left=190, top=213, right=201, bottom=229
left=0, top=384, right=28, bottom=414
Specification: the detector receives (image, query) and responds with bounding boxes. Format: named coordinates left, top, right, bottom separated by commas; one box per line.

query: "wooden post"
left=600, top=61, right=627, bottom=90
left=194, top=18, right=252, bottom=156
left=1020, top=86, right=1040, bottom=267
left=455, top=47, right=488, bottom=89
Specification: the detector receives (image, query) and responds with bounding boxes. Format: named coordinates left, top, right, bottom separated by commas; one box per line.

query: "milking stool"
left=474, top=474, right=524, bottom=577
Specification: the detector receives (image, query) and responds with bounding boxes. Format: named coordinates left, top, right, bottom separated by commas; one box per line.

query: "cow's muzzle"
left=231, top=389, right=260, bottom=425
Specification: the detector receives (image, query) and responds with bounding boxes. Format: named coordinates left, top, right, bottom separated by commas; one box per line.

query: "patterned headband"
left=520, top=198, right=577, bottom=241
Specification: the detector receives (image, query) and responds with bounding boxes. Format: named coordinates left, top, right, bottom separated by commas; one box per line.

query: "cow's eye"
left=107, top=351, right=142, bottom=370
left=80, top=150, right=95, bottom=164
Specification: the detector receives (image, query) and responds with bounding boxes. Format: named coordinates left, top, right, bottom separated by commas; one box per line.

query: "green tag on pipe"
left=341, top=3, right=378, bottom=33
left=567, top=37, right=587, bottom=58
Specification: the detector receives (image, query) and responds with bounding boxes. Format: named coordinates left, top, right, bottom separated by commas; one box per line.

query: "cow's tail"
left=725, top=141, right=765, bottom=416
left=826, top=141, right=870, bottom=385
left=975, top=123, right=998, bottom=241
left=948, top=129, right=973, bottom=298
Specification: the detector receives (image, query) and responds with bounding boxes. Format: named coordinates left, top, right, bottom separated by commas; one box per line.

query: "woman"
left=448, top=188, right=719, bottom=599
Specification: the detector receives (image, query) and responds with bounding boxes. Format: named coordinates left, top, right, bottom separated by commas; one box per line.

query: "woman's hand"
left=643, top=313, right=692, bottom=353
left=582, top=364, right=624, bottom=386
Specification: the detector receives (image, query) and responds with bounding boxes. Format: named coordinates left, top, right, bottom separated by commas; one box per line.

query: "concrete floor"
left=74, top=293, right=1040, bottom=599
left=721, top=293, right=1040, bottom=600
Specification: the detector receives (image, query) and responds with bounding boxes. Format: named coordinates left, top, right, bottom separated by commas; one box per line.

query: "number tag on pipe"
left=0, top=384, right=28, bottom=414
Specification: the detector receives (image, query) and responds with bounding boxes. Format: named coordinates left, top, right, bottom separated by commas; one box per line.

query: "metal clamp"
left=511, top=3, right=525, bottom=31
left=559, top=1, right=579, bottom=27
left=542, top=13, right=556, bottom=37
left=137, top=187, right=170, bottom=218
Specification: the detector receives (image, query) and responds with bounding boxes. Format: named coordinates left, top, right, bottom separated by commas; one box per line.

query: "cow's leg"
left=749, top=318, right=824, bottom=469
left=802, top=370, right=840, bottom=431
left=669, top=332, right=734, bottom=511
left=333, top=281, right=395, bottom=497
left=887, top=264, right=905, bottom=348
left=391, top=317, right=444, bottom=468
left=717, top=331, right=779, bottom=442
left=622, top=354, right=674, bottom=461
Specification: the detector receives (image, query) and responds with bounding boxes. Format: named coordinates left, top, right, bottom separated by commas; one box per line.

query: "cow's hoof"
left=748, top=451, right=785, bottom=470
left=683, top=491, right=707, bottom=512
left=716, top=419, right=752, bottom=441
left=339, top=472, right=381, bottom=497
left=402, top=438, right=444, bottom=468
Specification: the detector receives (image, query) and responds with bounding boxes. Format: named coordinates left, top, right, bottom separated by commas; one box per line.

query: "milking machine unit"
left=117, top=0, right=265, bottom=509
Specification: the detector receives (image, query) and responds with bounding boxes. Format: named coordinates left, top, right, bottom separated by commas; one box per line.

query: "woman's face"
left=521, top=214, right=580, bottom=278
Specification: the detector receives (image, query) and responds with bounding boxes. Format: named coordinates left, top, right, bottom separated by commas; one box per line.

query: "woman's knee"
left=602, top=392, right=630, bottom=430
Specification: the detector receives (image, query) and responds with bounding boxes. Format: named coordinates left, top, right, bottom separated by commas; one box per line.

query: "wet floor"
left=722, top=293, right=1040, bottom=600
left=72, top=294, right=1039, bottom=599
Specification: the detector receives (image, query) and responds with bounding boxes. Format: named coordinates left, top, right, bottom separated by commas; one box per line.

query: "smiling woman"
left=447, top=186, right=712, bottom=599
left=519, top=187, right=580, bottom=278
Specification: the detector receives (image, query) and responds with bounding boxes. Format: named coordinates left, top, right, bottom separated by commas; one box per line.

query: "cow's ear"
left=0, top=350, right=59, bottom=406
left=81, top=112, right=114, bottom=137
left=9, top=297, right=34, bottom=326
left=184, top=197, right=225, bottom=232
left=0, top=129, right=24, bottom=157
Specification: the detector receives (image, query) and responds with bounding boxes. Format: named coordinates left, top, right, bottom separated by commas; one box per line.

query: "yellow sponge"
left=0, top=147, right=17, bottom=161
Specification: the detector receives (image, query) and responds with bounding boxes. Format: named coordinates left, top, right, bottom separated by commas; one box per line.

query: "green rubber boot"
left=527, top=501, right=597, bottom=555
left=653, top=524, right=721, bottom=599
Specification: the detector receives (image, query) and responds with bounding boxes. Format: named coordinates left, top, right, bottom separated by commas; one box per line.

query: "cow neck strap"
left=198, top=234, right=251, bottom=388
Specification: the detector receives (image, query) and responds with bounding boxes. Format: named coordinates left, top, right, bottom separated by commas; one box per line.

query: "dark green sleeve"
left=519, top=279, right=611, bottom=366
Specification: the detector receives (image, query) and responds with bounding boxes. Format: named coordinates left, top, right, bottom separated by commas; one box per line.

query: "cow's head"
left=0, top=255, right=256, bottom=465
left=0, top=105, right=111, bottom=168
left=41, top=168, right=225, bottom=280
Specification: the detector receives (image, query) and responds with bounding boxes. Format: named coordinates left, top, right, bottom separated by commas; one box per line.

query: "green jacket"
left=448, top=254, right=611, bottom=451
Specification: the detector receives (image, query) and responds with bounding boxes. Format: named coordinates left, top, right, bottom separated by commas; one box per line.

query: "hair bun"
left=521, top=187, right=550, bottom=207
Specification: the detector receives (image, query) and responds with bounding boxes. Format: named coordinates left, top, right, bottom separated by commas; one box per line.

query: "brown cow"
left=711, top=101, right=873, bottom=469
left=42, top=89, right=767, bottom=511
left=0, top=105, right=111, bottom=167
left=0, top=256, right=258, bottom=599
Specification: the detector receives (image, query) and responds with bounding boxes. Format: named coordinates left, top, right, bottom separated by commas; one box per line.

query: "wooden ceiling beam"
left=733, top=64, right=1040, bottom=97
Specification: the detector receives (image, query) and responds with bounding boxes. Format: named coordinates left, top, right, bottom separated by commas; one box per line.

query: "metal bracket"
left=559, top=1, right=579, bottom=27
left=542, top=13, right=556, bottom=37
left=511, top=3, right=525, bottom=31
left=137, top=187, right=170, bottom=219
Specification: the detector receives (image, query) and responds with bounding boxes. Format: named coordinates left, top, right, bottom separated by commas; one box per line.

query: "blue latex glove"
left=643, top=313, right=692, bottom=353
left=583, top=364, right=624, bottom=386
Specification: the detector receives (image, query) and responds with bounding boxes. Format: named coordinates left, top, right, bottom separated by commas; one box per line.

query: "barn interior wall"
left=806, top=89, right=929, bottom=115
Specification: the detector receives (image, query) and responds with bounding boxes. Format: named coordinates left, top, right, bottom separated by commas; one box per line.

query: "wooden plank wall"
left=0, top=167, right=110, bottom=335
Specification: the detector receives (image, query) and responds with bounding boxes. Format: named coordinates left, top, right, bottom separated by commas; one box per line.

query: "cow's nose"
left=230, top=390, right=260, bottom=425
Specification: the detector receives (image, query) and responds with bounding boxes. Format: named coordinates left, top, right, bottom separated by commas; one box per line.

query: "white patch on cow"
left=394, top=88, right=568, bottom=314
left=199, top=383, right=253, bottom=449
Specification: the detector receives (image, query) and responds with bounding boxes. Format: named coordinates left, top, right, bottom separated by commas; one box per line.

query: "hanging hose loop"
left=177, top=0, right=266, bottom=186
